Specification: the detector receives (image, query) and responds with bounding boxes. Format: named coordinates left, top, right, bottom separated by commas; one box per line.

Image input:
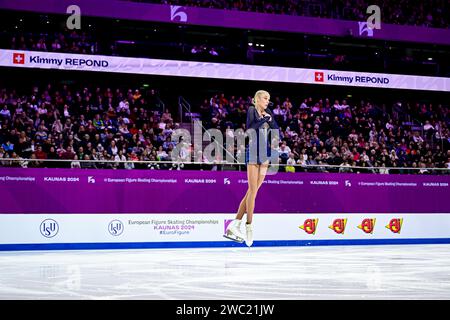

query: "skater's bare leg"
left=235, top=190, right=249, bottom=220
left=235, top=162, right=269, bottom=220
left=258, top=162, right=269, bottom=189
left=245, top=164, right=259, bottom=224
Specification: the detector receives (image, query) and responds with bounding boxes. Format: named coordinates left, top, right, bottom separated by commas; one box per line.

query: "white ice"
left=0, top=244, right=449, bottom=300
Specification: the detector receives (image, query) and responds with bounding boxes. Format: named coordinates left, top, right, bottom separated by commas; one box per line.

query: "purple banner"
left=0, top=168, right=449, bottom=214
left=0, top=0, right=449, bottom=45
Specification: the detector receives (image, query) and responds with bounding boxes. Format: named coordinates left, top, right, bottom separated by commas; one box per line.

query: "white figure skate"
left=245, top=223, right=253, bottom=247
left=223, top=219, right=245, bottom=243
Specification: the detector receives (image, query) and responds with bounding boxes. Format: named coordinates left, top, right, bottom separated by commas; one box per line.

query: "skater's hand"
left=263, top=114, right=272, bottom=122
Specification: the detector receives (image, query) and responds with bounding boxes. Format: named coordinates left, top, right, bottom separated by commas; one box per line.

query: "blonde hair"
left=252, top=90, right=270, bottom=106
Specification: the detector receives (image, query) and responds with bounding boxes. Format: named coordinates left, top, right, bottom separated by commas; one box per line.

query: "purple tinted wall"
left=0, top=0, right=449, bottom=45
left=0, top=168, right=449, bottom=214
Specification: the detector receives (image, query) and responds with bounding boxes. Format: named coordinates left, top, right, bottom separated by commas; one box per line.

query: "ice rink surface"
left=1, top=244, right=449, bottom=300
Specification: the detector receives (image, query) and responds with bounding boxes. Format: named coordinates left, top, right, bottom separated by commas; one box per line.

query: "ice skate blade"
left=223, top=234, right=244, bottom=243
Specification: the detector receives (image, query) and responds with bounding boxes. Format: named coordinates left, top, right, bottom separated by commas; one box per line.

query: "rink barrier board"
left=1, top=169, right=449, bottom=250
left=1, top=213, right=450, bottom=250
left=2, top=238, right=450, bottom=251
left=1, top=168, right=449, bottom=214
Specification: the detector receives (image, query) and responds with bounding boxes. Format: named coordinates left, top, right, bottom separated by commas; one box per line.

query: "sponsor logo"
left=299, top=218, right=319, bottom=235
left=314, top=72, right=324, bottom=82
left=345, top=180, right=352, bottom=187
left=13, top=53, right=25, bottom=64
left=23, top=55, right=109, bottom=68
left=329, top=218, right=347, bottom=234
left=224, top=178, right=231, bottom=185
left=386, top=218, right=403, bottom=234
left=319, top=71, right=388, bottom=85
left=358, top=218, right=376, bottom=234
left=358, top=21, right=374, bottom=37
left=170, top=5, right=188, bottom=22
left=108, top=220, right=124, bottom=236
left=88, top=176, right=95, bottom=183
left=224, top=219, right=233, bottom=234
left=40, top=219, right=59, bottom=238
left=325, top=74, right=390, bottom=85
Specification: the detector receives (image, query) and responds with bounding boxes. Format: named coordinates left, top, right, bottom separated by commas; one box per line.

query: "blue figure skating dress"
left=245, top=106, right=280, bottom=165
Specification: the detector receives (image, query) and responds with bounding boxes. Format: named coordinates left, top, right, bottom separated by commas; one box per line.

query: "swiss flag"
left=314, top=71, right=324, bottom=82
left=13, top=53, right=25, bottom=64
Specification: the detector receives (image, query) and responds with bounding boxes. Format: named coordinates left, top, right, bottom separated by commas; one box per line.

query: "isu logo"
left=314, top=72, right=324, bottom=82
left=358, top=218, right=376, bottom=234
left=386, top=218, right=403, bottom=234
left=13, top=53, right=25, bottom=64
left=299, top=218, right=318, bottom=235
left=329, top=218, right=347, bottom=234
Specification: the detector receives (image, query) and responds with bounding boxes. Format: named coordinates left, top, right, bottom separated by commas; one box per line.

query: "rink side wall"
left=1, top=168, right=449, bottom=250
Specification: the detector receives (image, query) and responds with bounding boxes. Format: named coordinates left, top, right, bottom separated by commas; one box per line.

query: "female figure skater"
left=224, top=90, right=279, bottom=246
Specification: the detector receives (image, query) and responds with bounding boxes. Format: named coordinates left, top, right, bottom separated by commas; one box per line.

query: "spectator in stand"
left=209, top=48, right=219, bottom=56
left=71, top=154, right=81, bottom=168
left=286, top=152, right=296, bottom=173
left=0, top=105, right=11, bottom=119
left=423, top=120, right=435, bottom=139
left=1, top=140, right=14, bottom=154
left=161, top=108, right=173, bottom=123
left=107, top=139, right=119, bottom=157
left=81, top=154, right=97, bottom=169
left=114, top=149, right=127, bottom=169
left=277, top=141, right=291, bottom=164
left=0, top=83, right=448, bottom=173
left=156, top=145, right=169, bottom=161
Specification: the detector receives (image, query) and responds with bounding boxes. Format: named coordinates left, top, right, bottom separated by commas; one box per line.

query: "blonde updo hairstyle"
left=251, top=90, right=270, bottom=107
